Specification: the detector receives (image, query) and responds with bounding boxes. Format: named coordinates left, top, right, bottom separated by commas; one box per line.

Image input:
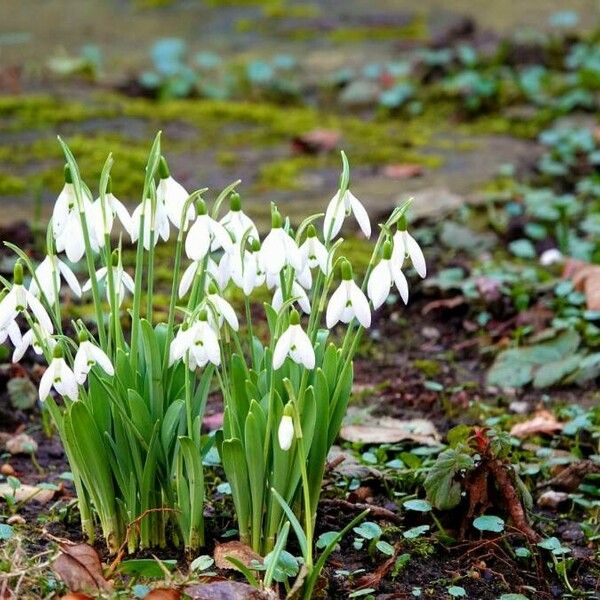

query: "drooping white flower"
left=52, top=169, right=100, bottom=263
left=300, top=225, right=330, bottom=275
left=323, top=188, right=371, bottom=242
left=367, top=241, right=409, bottom=309
left=83, top=265, right=135, bottom=306
left=228, top=240, right=265, bottom=295
left=169, top=312, right=221, bottom=370
left=158, top=157, right=196, bottom=229
left=29, top=255, right=81, bottom=306
left=540, top=248, right=563, bottom=266
left=0, top=320, right=22, bottom=349
left=130, top=196, right=170, bottom=250
left=219, top=193, right=259, bottom=244
left=205, top=284, right=239, bottom=331
left=260, top=210, right=302, bottom=276
left=296, top=263, right=312, bottom=290
left=391, top=217, right=426, bottom=278
left=178, top=258, right=220, bottom=298
left=272, top=281, right=311, bottom=315
left=92, top=183, right=133, bottom=242
left=326, top=261, right=371, bottom=328
left=13, top=325, right=55, bottom=363
left=185, top=200, right=233, bottom=261
left=278, top=411, right=295, bottom=451
left=0, top=264, right=53, bottom=333
left=39, top=346, right=78, bottom=402
left=273, top=310, right=315, bottom=370
left=73, top=336, right=115, bottom=385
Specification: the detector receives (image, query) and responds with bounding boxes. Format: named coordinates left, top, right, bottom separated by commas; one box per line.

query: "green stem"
left=130, top=212, right=146, bottom=375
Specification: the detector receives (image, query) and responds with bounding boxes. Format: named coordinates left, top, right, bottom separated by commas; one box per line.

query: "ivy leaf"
left=424, top=448, right=474, bottom=510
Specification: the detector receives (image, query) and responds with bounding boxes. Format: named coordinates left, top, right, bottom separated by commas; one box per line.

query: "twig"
left=320, top=499, right=401, bottom=524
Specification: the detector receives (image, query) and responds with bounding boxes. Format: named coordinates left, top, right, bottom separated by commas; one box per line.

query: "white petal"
left=212, top=296, right=239, bottom=331
left=26, top=291, right=53, bottom=333
left=185, top=218, right=210, bottom=260
left=210, top=219, right=234, bottom=252
left=261, top=231, right=286, bottom=275
left=350, top=282, right=371, bottom=328
left=179, top=261, right=198, bottom=298
left=39, top=361, right=56, bottom=401
left=273, top=327, right=292, bottom=370
left=7, top=321, right=22, bottom=348
left=12, top=330, right=32, bottom=363
left=58, top=260, right=81, bottom=297
left=88, top=343, right=114, bottom=376
left=278, top=415, right=294, bottom=451
left=391, top=263, right=409, bottom=304
left=391, top=231, right=406, bottom=268
left=404, top=231, right=426, bottom=278
left=0, top=290, right=18, bottom=331
left=292, top=325, right=315, bottom=369
left=348, top=191, right=371, bottom=238
left=323, top=191, right=345, bottom=242
left=111, top=196, right=133, bottom=236
left=367, top=261, right=391, bottom=310
left=325, top=282, right=347, bottom=329
left=73, top=346, right=89, bottom=385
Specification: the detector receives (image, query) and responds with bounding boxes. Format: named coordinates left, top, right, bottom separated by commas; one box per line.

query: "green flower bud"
left=250, top=238, right=261, bottom=252
left=340, top=259, right=352, bottom=281
left=289, top=309, right=300, bottom=325
left=53, top=344, right=64, bottom=359
left=13, top=262, right=24, bottom=285
left=230, top=192, right=241, bottom=212
left=196, top=198, right=207, bottom=215
left=78, top=330, right=89, bottom=343
left=382, top=240, right=393, bottom=260
left=271, top=209, right=282, bottom=229
left=307, top=224, right=317, bottom=238
left=283, top=402, right=294, bottom=418
left=64, top=164, right=73, bottom=184
left=397, top=215, right=407, bottom=232
left=198, top=309, right=208, bottom=322
left=158, top=156, right=170, bottom=180
left=208, top=282, right=219, bottom=295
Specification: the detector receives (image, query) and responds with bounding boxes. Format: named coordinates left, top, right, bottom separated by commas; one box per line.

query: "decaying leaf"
left=213, top=541, right=262, bottom=571
left=341, top=417, right=440, bottom=445
left=563, top=258, right=600, bottom=310
left=510, top=410, right=564, bottom=438
left=53, top=543, right=112, bottom=593
left=5, top=433, right=38, bottom=455
left=0, top=483, right=55, bottom=504
left=145, top=589, right=182, bottom=599
left=381, top=163, right=424, bottom=179
left=7, top=377, right=38, bottom=410
left=185, top=582, right=276, bottom=600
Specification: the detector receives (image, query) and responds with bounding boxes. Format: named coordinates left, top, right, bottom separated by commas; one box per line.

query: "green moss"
left=413, top=359, right=441, bottom=377
left=0, top=174, right=27, bottom=195
left=327, top=17, right=427, bottom=43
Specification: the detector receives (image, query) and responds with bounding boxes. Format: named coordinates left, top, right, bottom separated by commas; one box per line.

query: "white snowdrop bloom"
left=0, top=264, right=53, bottom=334
left=51, top=174, right=77, bottom=239
left=278, top=413, right=294, bottom=451
left=83, top=265, right=135, bottom=306
left=323, top=188, right=371, bottom=242
left=273, top=310, right=315, bottom=370
left=326, top=261, right=371, bottom=328
left=540, top=248, right=563, bottom=266
left=0, top=320, right=22, bottom=349
left=158, top=157, right=196, bottom=229
left=272, top=281, right=311, bottom=315
left=92, top=186, right=133, bottom=242
left=179, top=261, right=200, bottom=298
left=296, top=263, right=312, bottom=290
left=391, top=217, right=426, bottom=278
left=300, top=225, right=330, bottom=275
left=73, top=337, right=115, bottom=385
left=219, top=193, right=259, bottom=244
left=260, top=210, right=302, bottom=276
left=367, top=241, right=409, bottom=309
left=230, top=241, right=265, bottom=295
left=187, top=313, right=221, bottom=369
left=131, top=196, right=170, bottom=250
left=185, top=200, right=233, bottom=261
left=39, top=346, right=78, bottom=402
left=29, top=255, right=81, bottom=305
left=168, top=323, right=194, bottom=366
left=13, top=325, right=55, bottom=363
left=205, top=285, right=239, bottom=331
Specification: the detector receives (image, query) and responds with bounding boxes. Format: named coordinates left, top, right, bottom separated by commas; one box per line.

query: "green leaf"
left=447, top=586, right=466, bottom=597
left=117, top=558, right=177, bottom=577
left=473, top=515, right=504, bottom=533
left=499, top=595, right=529, bottom=600
left=376, top=540, right=395, bottom=556
left=424, top=447, right=474, bottom=510
left=190, top=555, right=214, bottom=572
left=271, top=487, right=307, bottom=559
left=245, top=407, right=266, bottom=551
left=403, top=499, right=432, bottom=512
left=353, top=521, right=382, bottom=540
left=403, top=525, right=430, bottom=539
left=221, top=439, right=251, bottom=543
left=509, top=239, right=536, bottom=259
left=0, top=524, right=14, bottom=540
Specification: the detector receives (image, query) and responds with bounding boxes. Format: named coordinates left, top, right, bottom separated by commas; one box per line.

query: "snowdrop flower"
left=0, top=263, right=53, bottom=333
left=230, top=240, right=266, bottom=295
left=13, top=325, right=55, bottom=363
left=272, top=281, right=311, bottom=315
left=52, top=167, right=100, bottom=263
left=540, top=248, right=563, bottom=266
left=0, top=318, right=22, bottom=349
left=73, top=332, right=115, bottom=385
left=168, top=322, right=193, bottom=366
left=169, top=311, right=221, bottom=370
left=219, top=193, right=259, bottom=244
left=83, top=263, right=135, bottom=306
left=131, top=196, right=170, bottom=250
left=391, top=216, right=426, bottom=278
left=205, top=283, right=239, bottom=331
left=179, top=258, right=220, bottom=298
left=185, top=199, right=233, bottom=261
left=29, top=255, right=81, bottom=305
left=273, top=310, right=315, bottom=370
left=296, top=262, right=312, bottom=290
left=278, top=405, right=295, bottom=451
left=39, top=345, right=78, bottom=402
left=300, top=225, right=330, bottom=275
left=158, top=156, right=196, bottom=229
left=261, top=209, right=302, bottom=276
left=367, top=240, right=409, bottom=309
left=323, top=188, right=370, bottom=242
left=326, top=260, right=371, bottom=328
left=92, top=178, right=133, bottom=242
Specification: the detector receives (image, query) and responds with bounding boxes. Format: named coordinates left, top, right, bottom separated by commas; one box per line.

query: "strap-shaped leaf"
left=177, top=436, right=205, bottom=549
left=221, top=438, right=251, bottom=544
left=245, top=410, right=266, bottom=551
left=270, top=487, right=307, bottom=560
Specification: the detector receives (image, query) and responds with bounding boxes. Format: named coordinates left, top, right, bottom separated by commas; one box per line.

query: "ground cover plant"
left=1, top=2, right=600, bottom=599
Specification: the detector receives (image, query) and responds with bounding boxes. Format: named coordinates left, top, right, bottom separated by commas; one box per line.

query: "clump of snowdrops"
left=0, top=134, right=425, bottom=587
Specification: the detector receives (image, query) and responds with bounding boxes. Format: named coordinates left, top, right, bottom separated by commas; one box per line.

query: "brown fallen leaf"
left=341, top=417, right=440, bottom=445
left=421, top=296, right=466, bottom=315
left=185, top=582, right=276, bottom=600
left=53, top=543, right=112, bottom=593
left=145, top=589, right=181, bottom=600
left=510, top=410, right=564, bottom=438
left=0, top=483, right=55, bottom=504
left=291, top=129, right=341, bottom=154
left=563, top=258, right=600, bottom=310
left=539, top=460, right=600, bottom=492
left=5, top=432, right=38, bottom=455
left=381, top=163, right=424, bottom=179
left=213, top=541, right=262, bottom=572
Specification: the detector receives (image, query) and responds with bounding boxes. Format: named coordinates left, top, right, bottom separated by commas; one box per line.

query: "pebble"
left=537, top=489, right=569, bottom=509
left=421, top=326, right=440, bottom=340
left=509, top=400, right=530, bottom=414
left=7, top=515, right=25, bottom=525
left=0, top=463, right=15, bottom=476
left=6, top=433, right=38, bottom=455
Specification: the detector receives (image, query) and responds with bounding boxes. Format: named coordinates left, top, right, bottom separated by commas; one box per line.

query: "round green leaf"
left=473, top=515, right=504, bottom=533
left=403, top=525, right=430, bottom=539
left=190, top=555, right=214, bottom=571
left=0, top=524, right=14, bottom=541
left=448, top=586, right=466, bottom=597
left=403, top=499, right=432, bottom=512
